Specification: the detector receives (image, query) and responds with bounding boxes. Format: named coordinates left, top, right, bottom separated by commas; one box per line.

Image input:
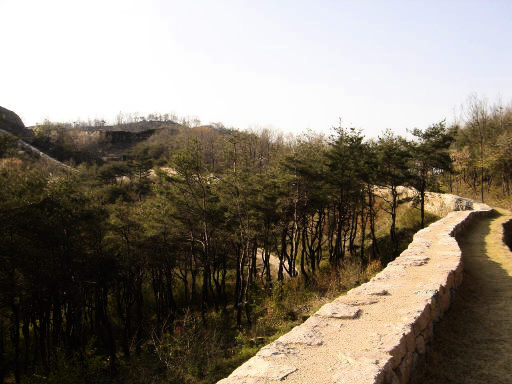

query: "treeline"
left=0, top=118, right=454, bottom=383
left=448, top=96, right=512, bottom=202
left=27, top=116, right=231, bottom=166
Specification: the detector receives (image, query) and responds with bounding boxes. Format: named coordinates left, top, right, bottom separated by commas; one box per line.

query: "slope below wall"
left=218, top=195, right=492, bottom=384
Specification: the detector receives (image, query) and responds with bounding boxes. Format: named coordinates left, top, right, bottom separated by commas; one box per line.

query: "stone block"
left=314, top=302, right=361, bottom=319
left=348, top=282, right=391, bottom=297
left=257, top=341, right=299, bottom=358
left=428, top=293, right=441, bottom=322
left=439, top=286, right=451, bottom=313
left=413, top=305, right=431, bottom=335
left=405, top=329, right=416, bottom=353
left=415, top=335, right=426, bottom=355
left=397, top=352, right=413, bottom=384
left=410, top=352, right=420, bottom=375
left=445, top=271, right=455, bottom=291
left=334, top=296, right=379, bottom=306
left=378, top=332, right=407, bottom=369
left=333, top=351, right=389, bottom=384
left=423, top=321, right=434, bottom=342
left=276, top=324, right=323, bottom=346
left=386, top=369, right=401, bottom=384
left=454, top=262, right=464, bottom=287
left=303, top=314, right=343, bottom=330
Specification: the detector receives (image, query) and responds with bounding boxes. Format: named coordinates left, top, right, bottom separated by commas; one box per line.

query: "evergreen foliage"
left=8, top=103, right=503, bottom=383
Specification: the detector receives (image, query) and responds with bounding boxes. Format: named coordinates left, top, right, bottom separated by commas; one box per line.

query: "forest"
left=1, top=96, right=512, bottom=384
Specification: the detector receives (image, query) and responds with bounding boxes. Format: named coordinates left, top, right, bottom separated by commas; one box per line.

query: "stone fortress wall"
left=218, top=191, right=493, bottom=384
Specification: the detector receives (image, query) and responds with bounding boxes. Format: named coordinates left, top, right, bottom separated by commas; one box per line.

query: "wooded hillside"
left=1, top=97, right=510, bottom=384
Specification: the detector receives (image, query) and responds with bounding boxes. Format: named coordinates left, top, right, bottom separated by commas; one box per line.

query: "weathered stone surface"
left=314, top=302, right=361, bottom=319
left=335, top=296, right=379, bottom=306
left=438, top=236, right=457, bottom=246
left=276, top=324, right=323, bottom=346
left=429, top=294, right=442, bottom=322
left=423, top=321, right=434, bottom=342
left=439, top=286, right=452, bottom=312
left=348, top=283, right=391, bottom=297
left=371, top=265, right=406, bottom=281
left=333, top=351, right=389, bottom=384
left=411, top=238, right=432, bottom=248
left=412, top=306, right=431, bottom=335
left=415, top=335, right=426, bottom=354
left=217, top=377, right=264, bottom=384
left=403, top=257, right=430, bottom=266
left=397, top=352, right=414, bottom=384
left=387, top=370, right=401, bottom=384
left=300, top=315, right=344, bottom=331
left=405, top=329, right=416, bottom=353
left=454, top=262, right=464, bottom=287
left=367, top=288, right=390, bottom=296
left=228, top=356, right=297, bottom=380
left=257, top=342, right=299, bottom=358
left=378, top=331, right=407, bottom=369
left=413, top=288, right=438, bottom=296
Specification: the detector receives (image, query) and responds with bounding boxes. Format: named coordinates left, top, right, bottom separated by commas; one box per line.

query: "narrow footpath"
left=415, top=208, right=512, bottom=384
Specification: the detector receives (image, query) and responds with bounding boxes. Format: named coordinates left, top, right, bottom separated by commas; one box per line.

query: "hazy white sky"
left=1, top=0, right=511, bottom=136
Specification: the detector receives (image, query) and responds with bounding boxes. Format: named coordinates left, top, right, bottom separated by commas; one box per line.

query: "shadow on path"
left=413, top=210, right=512, bottom=384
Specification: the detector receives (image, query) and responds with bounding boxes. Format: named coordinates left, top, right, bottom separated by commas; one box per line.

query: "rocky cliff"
left=0, top=106, right=33, bottom=140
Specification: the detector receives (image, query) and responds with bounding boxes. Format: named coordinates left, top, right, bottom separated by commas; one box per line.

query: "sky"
left=1, top=0, right=511, bottom=136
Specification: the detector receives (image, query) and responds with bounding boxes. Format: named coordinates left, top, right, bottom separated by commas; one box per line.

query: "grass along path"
left=414, top=208, right=512, bottom=384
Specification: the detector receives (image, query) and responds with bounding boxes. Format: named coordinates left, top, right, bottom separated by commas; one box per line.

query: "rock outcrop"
left=374, top=186, right=474, bottom=217
left=0, top=106, right=33, bottom=140
left=218, top=194, right=492, bottom=384
left=0, top=106, right=74, bottom=171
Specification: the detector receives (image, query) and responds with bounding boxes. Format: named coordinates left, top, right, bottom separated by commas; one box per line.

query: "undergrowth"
left=23, top=204, right=437, bottom=384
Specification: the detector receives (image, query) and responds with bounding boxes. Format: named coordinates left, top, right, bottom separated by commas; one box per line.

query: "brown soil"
left=414, top=208, right=512, bottom=384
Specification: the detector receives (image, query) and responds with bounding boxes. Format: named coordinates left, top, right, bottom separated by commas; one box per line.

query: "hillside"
left=1, top=106, right=236, bottom=170
left=27, top=117, right=233, bottom=164
left=3, top=98, right=511, bottom=384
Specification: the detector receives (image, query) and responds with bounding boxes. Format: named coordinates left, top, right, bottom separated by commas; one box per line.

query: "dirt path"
left=414, top=208, right=512, bottom=384
left=256, top=249, right=297, bottom=280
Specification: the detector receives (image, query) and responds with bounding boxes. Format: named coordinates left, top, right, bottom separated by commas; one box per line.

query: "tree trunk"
left=0, top=320, right=5, bottom=384
left=390, top=186, right=398, bottom=258
left=11, top=301, right=21, bottom=384
left=420, top=183, right=426, bottom=229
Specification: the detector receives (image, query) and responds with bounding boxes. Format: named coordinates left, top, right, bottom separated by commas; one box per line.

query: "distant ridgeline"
left=75, top=128, right=162, bottom=162
left=0, top=106, right=209, bottom=164
left=1, top=107, right=234, bottom=163
left=0, top=106, right=163, bottom=163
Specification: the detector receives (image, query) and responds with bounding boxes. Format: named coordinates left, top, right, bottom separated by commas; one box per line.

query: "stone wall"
left=375, top=186, right=474, bottom=217
left=218, top=194, right=492, bottom=384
